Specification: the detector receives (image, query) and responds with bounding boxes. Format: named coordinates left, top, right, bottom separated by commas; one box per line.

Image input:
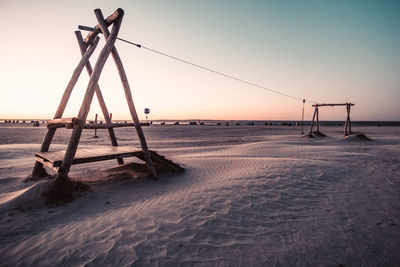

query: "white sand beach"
left=0, top=124, right=399, bottom=266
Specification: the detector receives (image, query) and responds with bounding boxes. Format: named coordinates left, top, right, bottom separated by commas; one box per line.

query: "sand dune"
left=0, top=125, right=399, bottom=265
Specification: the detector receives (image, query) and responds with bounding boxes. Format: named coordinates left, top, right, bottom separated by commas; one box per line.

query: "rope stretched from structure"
left=78, top=25, right=317, bottom=104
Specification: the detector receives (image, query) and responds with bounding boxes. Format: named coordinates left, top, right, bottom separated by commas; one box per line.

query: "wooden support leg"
left=309, top=106, right=317, bottom=136
left=348, top=104, right=352, bottom=134
left=56, top=17, right=123, bottom=182
left=344, top=103, right=349, bottom=136
left=316, top=106, right=320, bottom=133
left=32, top=37, right=100, bottom=177
left=301, top=99, right=305, bottom=135
left=95, top=9, right=157, bottom=178
left=75, top=30, right=124, bottom=165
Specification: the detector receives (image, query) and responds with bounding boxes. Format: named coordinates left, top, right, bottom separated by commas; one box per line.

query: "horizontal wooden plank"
left=312, top=103, right=355, bottom=107
left=47, top=118, right=80, bottom=126
left=48, top=122, right=149, bottom=129
left=35, top=146, right=142, bottom=168
left=82, top=122, right=149, bottom=129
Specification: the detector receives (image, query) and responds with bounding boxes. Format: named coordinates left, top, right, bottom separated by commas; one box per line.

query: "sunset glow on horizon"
left=1, top=0, right=399, bottom=121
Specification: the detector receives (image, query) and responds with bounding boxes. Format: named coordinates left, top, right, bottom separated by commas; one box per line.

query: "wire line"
left=79, top=25, right=317, bottom=104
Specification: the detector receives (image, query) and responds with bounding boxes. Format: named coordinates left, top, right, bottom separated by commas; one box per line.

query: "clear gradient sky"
left=1, top=0, right=399, bottom=121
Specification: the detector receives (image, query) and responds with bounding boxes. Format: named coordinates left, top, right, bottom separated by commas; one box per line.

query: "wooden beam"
left=54, top=37, right=100, bottom=120
left=47, top=117, right=80, bottom=126
left=48, top=122, right=149, bottom=129
left=75, top=30, right=124, bottom=165
left=55, top=15, right=123, bottom=183
left=82, top=122, right=148, bottom=129
left=95, top=9, right=157, bottom=179
left=312, top=103, right=355, bottom=107
left=84, top=8, right=124, bottom=46
left=36, top=147, right=143, bottom=168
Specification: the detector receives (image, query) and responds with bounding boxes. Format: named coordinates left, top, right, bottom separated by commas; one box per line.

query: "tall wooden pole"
left=344, top=103, right=349, bottom=136
left=94, top=9, right=157, bottom=178
left=55, top=16, right=123, bottom=183
left=94, top=114, right=98, bottom=138
left=301, top=99, right=305, bottom=134
left=309, top=106, right=317, bottom=136
left=32, top=37, right=100, bottom=177
left=75, top=30, right=124, bottom=165
left=344, top=103, right=352, bottom=136
left=348, top=103, right=352, bottom=135
left=316, top=105, right=320, bottom=133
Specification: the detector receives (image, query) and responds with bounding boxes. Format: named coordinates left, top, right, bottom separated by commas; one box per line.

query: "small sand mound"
left=104, top=160, right=185, bottom=179
left=344, top=133, right=373, bottom=141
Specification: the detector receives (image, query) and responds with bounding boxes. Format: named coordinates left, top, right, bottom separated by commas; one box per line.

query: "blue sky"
left=0, top=0, right=399, bottom=120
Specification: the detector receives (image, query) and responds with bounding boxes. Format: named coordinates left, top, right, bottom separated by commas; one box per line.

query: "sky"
left=0, top=0, right=399, bottom=121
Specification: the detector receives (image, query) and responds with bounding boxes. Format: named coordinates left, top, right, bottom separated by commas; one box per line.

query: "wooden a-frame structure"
left=32, top=8, right=182, bottom=183
left=308, top=103, right=354, bottom=137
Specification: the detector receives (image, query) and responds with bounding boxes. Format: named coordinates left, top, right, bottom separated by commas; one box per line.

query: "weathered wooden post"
left=94, top=114, right=98, bottom=138
left=348, top=103, right=352, bottom=135
left=344, top=102, right=353, bottom=136
left=309, top=105, right=317, bottom=136
left=94, top=9, right=157, bottom=178
left=301, top=99, right=305, bottom=134
left=32, top=36, right=100, bottom=177
left=316, top=104, right=320, bottom=133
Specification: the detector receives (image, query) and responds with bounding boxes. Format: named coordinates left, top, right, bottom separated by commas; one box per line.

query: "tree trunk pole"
left=309, top=106, right=317, bottom=136
left=75, top=30, right=124, bottom=164
left=94, top=9, right=157, bottom=178
left=94, top=113, right=98, bottom=137
left=348, top=103, right=352, bottom=134
left=316, top=105, right=320, bottom=133
left=32, top=37, right=100, bottom=177
left=55, top=17, right=123, bottom=182
left=301, top=99, right=305, bottom=135
left=344, top=103, right=349, bottom=136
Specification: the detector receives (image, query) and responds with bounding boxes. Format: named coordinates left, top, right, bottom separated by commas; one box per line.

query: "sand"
left=0, top=124, right=399, bottom=266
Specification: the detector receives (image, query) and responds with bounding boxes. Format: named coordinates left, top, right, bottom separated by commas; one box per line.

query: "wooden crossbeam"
left=35, top=146, right=143, bottom=170
left=48, top=122, right=149, bottom=130
left=81, top=122, right=148, bottom=129
left=312, top=103, right=355, bottom=107
left=47, top=118, right=80, bottom=126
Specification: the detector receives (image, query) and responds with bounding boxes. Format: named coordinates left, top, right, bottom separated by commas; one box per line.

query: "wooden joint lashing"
left=84, top=8, right=124, bottom=45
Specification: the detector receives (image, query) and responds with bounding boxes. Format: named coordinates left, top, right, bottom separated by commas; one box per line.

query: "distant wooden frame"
left=308, top=103, right=355, bottom=137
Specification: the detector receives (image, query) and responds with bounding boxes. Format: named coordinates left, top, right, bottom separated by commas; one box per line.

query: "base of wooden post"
left=31, top=162, right=50, bottom=179
left=307, top=131, right=326, bottom=138
left=42, top=177, right=90, bottom=205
